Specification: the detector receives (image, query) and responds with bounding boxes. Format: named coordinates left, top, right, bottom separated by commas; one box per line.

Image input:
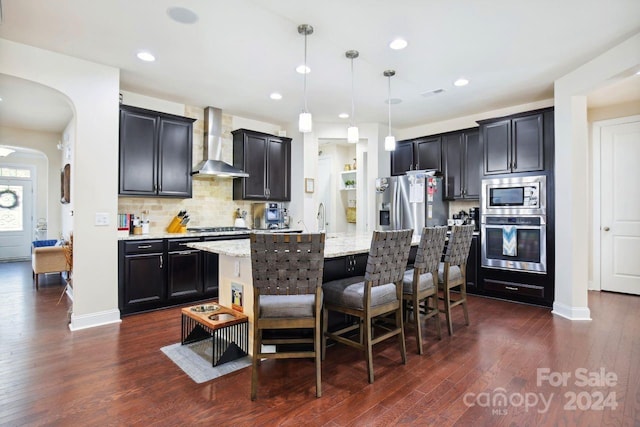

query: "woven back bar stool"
left=438, top=224, right=474, bottom=335
left=402, top=226, right=447, bottom=354
left=249, top=232, right=325, bottom=400
left=321, top=229, right=413, bottom=384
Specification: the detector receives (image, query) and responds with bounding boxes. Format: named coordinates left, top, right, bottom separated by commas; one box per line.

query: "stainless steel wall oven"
left=481, top=175, right=547, bottom=273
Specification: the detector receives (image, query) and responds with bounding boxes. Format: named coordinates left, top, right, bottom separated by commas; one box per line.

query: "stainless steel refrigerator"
left=375, top=174, right=448, bottom=235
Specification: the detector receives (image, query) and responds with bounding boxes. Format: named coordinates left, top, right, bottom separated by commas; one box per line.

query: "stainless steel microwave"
left=481, top=175, right=546, bottom=216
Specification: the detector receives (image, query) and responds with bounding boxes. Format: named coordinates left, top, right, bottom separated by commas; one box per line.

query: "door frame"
left=0, top=162, right=37, bottom=261
left=591, top=114, right=640, bottom=291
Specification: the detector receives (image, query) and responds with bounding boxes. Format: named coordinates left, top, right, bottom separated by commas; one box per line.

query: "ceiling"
left=0, top=0, right=639, bottom=134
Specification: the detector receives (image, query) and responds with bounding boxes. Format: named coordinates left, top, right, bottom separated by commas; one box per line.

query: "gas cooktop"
left=186, top=226, right=249, bottom=233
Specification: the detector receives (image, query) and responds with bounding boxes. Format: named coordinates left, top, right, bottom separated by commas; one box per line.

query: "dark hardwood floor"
left=1, top=261, right=638, bottom=426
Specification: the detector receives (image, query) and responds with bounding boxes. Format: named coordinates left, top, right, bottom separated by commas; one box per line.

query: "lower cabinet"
left=119, top=235, right=247, bottom=315
left=119, top=240, right=166, bottom=315
left=465, top=235, right=479, bottom=292
left=167, top=238, right=202, bottom=301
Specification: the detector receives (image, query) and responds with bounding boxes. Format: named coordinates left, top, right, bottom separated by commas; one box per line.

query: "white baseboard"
left=69, top=308, right=121, bottom=331
left=552, top=301, right=592, bottom=321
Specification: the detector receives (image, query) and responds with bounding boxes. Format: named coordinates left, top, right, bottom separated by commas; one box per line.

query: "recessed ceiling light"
left=339, top=113, right=349, bottom=119
left=389, top=38, right=408, bottom=50
left=0, top=97, right=3, bottom=102
left=296, top=65, right=311, bottom=74
left=136, top=51, right=156, bottom=62
left=636, top=70, right=640, bottom=75
left=270, top=92, right=282, bottom=100
left=454, top=77, right=469, bottom=87
left=167, top=7, right=198, bottom=24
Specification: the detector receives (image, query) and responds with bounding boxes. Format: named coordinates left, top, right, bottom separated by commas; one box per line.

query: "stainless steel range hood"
left=191, top=107, right=248, bottom=178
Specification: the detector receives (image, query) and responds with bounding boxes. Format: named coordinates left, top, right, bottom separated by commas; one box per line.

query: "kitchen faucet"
left=317, top=202, right=326, bottom=233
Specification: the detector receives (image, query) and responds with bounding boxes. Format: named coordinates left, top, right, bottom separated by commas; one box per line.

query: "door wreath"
left=0, top=189, right=19, bottom=209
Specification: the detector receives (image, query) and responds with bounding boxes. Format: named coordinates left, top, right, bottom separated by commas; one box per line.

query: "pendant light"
left=384, top=70, right=396, bottom=151
left=346, top=50, right=359, bottom=143
left=298, top=24, right=313, bottom=133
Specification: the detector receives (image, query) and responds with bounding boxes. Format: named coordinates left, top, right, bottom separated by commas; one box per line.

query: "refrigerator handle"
left=393, top=180, right=400, bottom=229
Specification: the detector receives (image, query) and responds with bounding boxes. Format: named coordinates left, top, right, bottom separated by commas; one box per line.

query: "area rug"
left=161, top=339, right=252, bottom=384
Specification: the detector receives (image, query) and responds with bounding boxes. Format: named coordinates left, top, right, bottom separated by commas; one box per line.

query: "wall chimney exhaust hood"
left=191, top=107, right=248, bottom=178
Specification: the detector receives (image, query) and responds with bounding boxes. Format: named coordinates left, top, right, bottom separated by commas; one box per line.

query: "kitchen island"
left=187, top=232, right=420, bottom=354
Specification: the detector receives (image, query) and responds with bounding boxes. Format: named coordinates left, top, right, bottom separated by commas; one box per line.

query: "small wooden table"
left=181, top=303, right=248, bottom=366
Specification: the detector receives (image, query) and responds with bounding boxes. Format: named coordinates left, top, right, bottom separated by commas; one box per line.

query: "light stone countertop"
left=186, top=232, right=422, bottom=258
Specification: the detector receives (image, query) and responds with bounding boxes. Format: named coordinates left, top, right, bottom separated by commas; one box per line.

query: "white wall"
left=0, top=38, right=121, bottom=330
left=553, top=32, right=640, bottom=320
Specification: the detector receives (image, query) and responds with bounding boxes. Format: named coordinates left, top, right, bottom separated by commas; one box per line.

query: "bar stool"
left=438, top=224, right=474, bottom=335
left=322, top=229, right=413, bottom=383
left=402, top=226, right=447, bottom=354
left=249, top=232, right=325, bottom=400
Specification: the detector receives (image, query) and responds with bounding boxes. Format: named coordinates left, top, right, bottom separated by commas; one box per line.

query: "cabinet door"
left=158, top=118, right=193, bottom=197
left=119, top=109, right=158, bottom=195
left=463, top=130, right=481, bottom=199
left=415, top=137, right=442, bottom=171
left=442, top=133, right=462, bottom=200
left=167, top=250, right=202, bottom=299
left=391, top=140, right=415, bottom=176
left=266, top=137, right=291, bottom=201
left=483, top=120, right=511, bottom=175
left=465, top=235, right=478, bottom=291
left=202, top=252, right=219, bottom=296
left=512, top=114, right=544, bottom=173
left=123, top=253, right=165, bottom=307
left=240, top=132, right=268, bottom=200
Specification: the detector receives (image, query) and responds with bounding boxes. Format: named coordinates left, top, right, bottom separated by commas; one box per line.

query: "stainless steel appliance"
left=481, top=175, right=546, bottom=216
left=481, top=216, right=547, bottom=273
left=375, top=172, right=448, bottom=235
left=252, top=202, right=285, bottom=229
left=480, top=175, right=547, bottom=273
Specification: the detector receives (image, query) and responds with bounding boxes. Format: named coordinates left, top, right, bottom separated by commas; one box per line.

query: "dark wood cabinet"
left=232, top=129, right=291, bottom=201
left=480, top=111, right=544, bottom=175
left=466, top=235, right=479, bottom=291
left=119, top=240, right=165, bottom=315
left=167, top=238, right=202, bottom=300
left=391, top=136, right=441, bottom=176
left=119, top=105, right=195, bottom=198
left=442, top=129, right=480, bottom=200
left=119, top=235, right=250, bottom=315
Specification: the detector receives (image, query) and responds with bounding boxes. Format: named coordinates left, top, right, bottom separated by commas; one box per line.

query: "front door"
left=0, top=177, right=34, bottom=260
left=600, top=117, right=640, bottom=295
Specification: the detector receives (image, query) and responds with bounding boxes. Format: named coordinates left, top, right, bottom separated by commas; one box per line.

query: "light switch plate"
left=95, top=212, right=109, bottom=226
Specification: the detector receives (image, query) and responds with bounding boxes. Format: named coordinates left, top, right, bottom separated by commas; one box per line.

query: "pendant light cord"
left=303, top=32, right=308, bottom=113
left=350, top=57, right=355, bottom=126
left=387, top=75, right=392, bottom=136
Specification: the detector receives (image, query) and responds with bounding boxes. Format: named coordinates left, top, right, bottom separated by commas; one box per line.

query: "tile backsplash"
left=448, top=199, right=479, bottom=218
left=118, top=105, right=253, bottom=232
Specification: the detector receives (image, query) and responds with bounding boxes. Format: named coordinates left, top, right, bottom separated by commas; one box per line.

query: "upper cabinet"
left=391, top=136, right=441, bottom=176
left=442, top=129, right=480, bottom=200
left=119, top=105, right=195, bottom=198
left=480, top=109, right=547, bottom=175
left=232, top=129, right=291, bottom=201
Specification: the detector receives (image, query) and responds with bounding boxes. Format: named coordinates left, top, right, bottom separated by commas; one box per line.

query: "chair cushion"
left=259, top=294, right=317, bottom=318
left=323, top=276, right=397, bottom=309
left=438, top=263, right=462, bottom=283
left=402, top=269, right=435, bottom=295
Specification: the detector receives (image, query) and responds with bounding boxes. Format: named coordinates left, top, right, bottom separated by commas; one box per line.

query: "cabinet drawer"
left=168, top=238, right=201, bottom=252
left=483, top=279, right=544, bottom=299
left=124, top=240, right=164, bottom=254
